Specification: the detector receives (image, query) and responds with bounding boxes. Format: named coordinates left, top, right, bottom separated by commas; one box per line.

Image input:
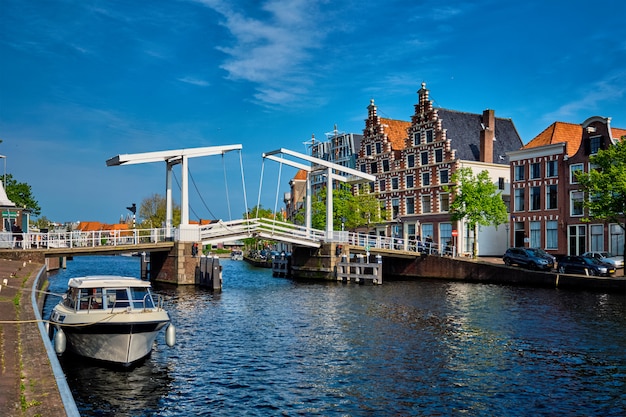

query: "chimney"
left=479, top=109, right=495, bottom=163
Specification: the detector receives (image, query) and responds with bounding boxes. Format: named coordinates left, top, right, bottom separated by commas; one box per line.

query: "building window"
left=382, top=159, right=390, bottom=172
left=530, top=162, right=541, bottom=179
left=514, top=188, right=525, bottom=211
left=406, top=175, right=414, bottom=189
left=426, top=130, right=434, bottom=143
left=379, top=179, right=386, bottom=192
left=530, top=221, right=541, bottom=248
left=421, top=195, right=431, bottom=213
left=498, top=177, right=505, bottom=190
left=414, top=132, right=421, bottom=146
left=440, top=193, right=450, bottom=212
left=546, top=160, right=557, bottom=177
left=590, top=224, right=604, bottom=251
left=406, top=197, right=415, bottom=215
left=570, top=164, right=583, bottom=183
left=610, top=224, right=624, bottom=256
left=530, top=186, right=541, bottom=211
left=407, top=154, right=415, bottom=168
left=439, top=169, right=449, bottom=184
left=439, top=223, right=452, bottom=249
left=571, top=191, right=584, bottom=216
left=546, top=220, right=558, bottom=249
left=422, top=172, right=430, bottom=186
left=366, top=144, right=372, bottom=156
left=375, top=142, right=382, bottom=154
left=546, top=184, right=558, bottom=209
left=514, top=165, right=525, bottom=181
left=369, top=182, right=375, bottom=193
left=435, top=148, right=443, bottom=163
left=422, top=223, right=433, bottom=242
left=391, top=177, right=399, bottom=190
left=370, top=162, right=378, bottom=174
left=421, top=151, right=429, bottom=166
left=360, top=163, right=366, bottom=173
left=589, top=136, right=602, bottom=155
left=392, top=198, right=400, bottom=219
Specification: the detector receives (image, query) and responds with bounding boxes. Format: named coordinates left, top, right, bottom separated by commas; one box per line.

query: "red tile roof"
left=380, top=118, right=410, bottom=151
left=294, top=169, right=308, bottom=180
left=523, top=121, right=582, bottom=156
left=612, top=127, right=626, bottom=141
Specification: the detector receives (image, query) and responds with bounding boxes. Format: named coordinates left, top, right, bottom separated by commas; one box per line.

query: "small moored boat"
left=49, top=275, right=175, bottom=366
left=231, top=250, right=243, bottom=260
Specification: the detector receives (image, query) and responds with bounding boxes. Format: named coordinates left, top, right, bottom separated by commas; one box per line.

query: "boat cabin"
left=62, top=276, right=157, bottom=312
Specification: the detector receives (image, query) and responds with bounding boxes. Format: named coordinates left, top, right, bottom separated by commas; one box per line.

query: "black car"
left=502, top=247, right=556, bottom=271
left=557, top=255, right=615, bottom=276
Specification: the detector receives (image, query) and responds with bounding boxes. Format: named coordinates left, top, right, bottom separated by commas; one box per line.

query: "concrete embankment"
left=0, top=258, right=78, bottom=417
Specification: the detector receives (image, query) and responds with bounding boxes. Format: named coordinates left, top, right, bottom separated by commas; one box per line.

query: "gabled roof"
left=437, top=109, right=523, bottom=164
left=612, top=127, right=626, bottom=141
left=523, top=121, right=582, bottom=155
left=380, top=118, right=411, bottom=151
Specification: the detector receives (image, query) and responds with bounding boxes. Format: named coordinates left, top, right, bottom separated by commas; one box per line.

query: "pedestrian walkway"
left=0, top=259, right=67, bottom=417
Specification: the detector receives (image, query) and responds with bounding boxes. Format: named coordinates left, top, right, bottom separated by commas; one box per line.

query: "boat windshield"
left=130, top=287, right=155, bottom=309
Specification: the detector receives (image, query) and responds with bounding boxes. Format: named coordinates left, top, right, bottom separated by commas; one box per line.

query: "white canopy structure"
left=107, top=145, right=242, bottom=240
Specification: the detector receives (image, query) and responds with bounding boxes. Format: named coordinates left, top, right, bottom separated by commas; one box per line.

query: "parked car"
left=581, top=251, right=624, bottom=269
left=502, top=247, right=556, bottom=271
left=557, top=255, right=616, bottom=276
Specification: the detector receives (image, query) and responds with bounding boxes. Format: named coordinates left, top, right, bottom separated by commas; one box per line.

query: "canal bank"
left=0, top=258, right=77, bottom=417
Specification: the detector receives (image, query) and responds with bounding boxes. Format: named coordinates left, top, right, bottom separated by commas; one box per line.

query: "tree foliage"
left=576, top=139, right=626, bottom=255
left=2, top=174, right=41, bottom=216
left=244, top=205, right=284, bottom=221
left=446, top=168, right=508, bottom=258
left=310, top=184, right=385, bottom=231
left=138, top=193, right=180, bottom=228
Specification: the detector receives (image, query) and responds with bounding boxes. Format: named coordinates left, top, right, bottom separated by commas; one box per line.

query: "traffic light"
left=127, top=203, right=136, bottom=214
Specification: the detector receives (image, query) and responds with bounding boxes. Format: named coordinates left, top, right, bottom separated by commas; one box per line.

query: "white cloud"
left=178, top=76, right=210, bottom=87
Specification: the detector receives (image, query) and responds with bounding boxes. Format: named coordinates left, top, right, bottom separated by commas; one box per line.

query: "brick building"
left=507, top=116, right=626, bottom=256
left=355, top=83, right=523, bottom=256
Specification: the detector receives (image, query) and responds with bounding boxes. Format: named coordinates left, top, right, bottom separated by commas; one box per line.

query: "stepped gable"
left=437, top=108, right=523, bottom=164
left=523, top=121, right=582, bottom=155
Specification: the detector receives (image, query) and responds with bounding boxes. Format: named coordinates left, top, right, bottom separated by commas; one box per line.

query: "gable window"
left=391, top=177, right=399, bottom=190
left=421, top=151, right=429, bottom=166
left=439, top=169, right=449, bottom=184
left=422, top=172, right=430, bottom=186
left=407, top=154, right=415, bottom=168
left=413, top=132, right=421, bottom=146
left=421, top=195, right=431, bottom=213
left=366, top=144, right=372, bottom=156
left=382, top=159, right=390, bottom=172
left=379, top=179, right=386, bottom=192
left=435, top=148, right=443, bottom=163
left=406, top=175, right=414, bottom=188
left=514, top=165, right=525, bottom=181
left=369, top=182, right=375, bottom=193
left=546, top=160, right=557, bottom=177
left=546, top=184, right=558, bottom=209
left=375, top=143, right=382, bottom=154
left=406, top=197, right=415, bottom=215
left=570, top=164, right=583, bottom=183
left=514, top=188, right=525, bottom=211
left=370, top=162, right=378, bottom=174
left=360, top=163, right=366, bottom=173
left=530, top=186, right=541, bottom=211
left=571, top=191, right=584, bottom=216
left=530, top=162, right=541, bottom=179
left=589, top=136, right=602, bottom=154
left=426, top=130, right=434, bottom=143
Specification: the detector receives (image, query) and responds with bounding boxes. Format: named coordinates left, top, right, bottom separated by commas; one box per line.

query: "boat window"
left=63, top=288, right=78, bottom=309
left=130, top=287, right=154, bottom=309
left=104, top=288, right=130, bottom=308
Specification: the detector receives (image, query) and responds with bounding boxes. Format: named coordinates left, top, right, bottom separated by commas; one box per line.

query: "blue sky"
left=1, top=0, right=625, bottom=225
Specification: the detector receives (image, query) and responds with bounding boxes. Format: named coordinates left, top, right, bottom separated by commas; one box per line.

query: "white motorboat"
left=49, top=275, right=175, bottom=366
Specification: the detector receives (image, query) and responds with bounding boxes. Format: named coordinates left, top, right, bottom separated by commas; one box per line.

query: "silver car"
left=581, top=251, right=624, bottom=269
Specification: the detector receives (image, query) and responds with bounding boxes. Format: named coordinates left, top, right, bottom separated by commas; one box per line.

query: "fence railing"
left=0, top=228, right=169, bottom=250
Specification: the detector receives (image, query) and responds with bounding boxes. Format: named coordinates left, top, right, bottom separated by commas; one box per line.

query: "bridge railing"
left=1, top=228, right=169, bottom=250
left=346, top=232, right=455, bottom=256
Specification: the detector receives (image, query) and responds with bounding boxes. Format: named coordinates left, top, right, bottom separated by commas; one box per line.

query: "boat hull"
left=60, top=321, right=169, bottom=365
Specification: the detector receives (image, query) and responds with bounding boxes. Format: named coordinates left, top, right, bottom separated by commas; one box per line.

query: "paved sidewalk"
left=0, top=259, right=67, bottom=417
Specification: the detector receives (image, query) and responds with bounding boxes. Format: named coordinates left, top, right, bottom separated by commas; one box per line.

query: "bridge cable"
left=272, top=154, right=284, bottom=234
left=256, top=158, right=265, bottom=219
left=239, top=150, right=249, bottom=222
left=171, top=170, right=202, bottom=221
left=222, top=153, right=232, bottom=221
left=188, top=168, right=217, bottom=219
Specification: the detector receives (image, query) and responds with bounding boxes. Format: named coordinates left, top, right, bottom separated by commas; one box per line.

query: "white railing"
left=0, top=228, right=169, bottom=250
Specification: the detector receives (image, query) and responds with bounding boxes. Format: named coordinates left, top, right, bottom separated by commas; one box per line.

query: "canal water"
left=43, top=255, right=626, bottom=416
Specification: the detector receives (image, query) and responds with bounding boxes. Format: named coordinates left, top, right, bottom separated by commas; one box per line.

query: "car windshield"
left=583, top=257, right=603, bottom=266
left=527, top=248, right=547, bottom=257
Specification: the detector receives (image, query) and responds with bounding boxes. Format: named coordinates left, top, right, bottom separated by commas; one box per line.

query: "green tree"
left=138, top=193, right=180, bottom=228
left=576, top=139, right=626, bottom=257
left=244, top=205, right=282, bottom=220
left=2, top=174, right=41, bottom=216
left=310, top=184, right=385, bottom=231
left=445, top=167, right=508, bottom=258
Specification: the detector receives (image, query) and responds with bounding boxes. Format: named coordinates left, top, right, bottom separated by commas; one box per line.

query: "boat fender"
left=45, top=322, right=51, bottom=340
left=166, top=323, right=176, bottom=347
left=54, top=328, right=67, bottom=355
